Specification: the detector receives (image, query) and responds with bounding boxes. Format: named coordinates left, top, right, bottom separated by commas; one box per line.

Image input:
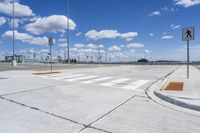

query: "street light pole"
left=67, top=0, right=70, bottom=64
left=12, top=0, right=17, bottom=66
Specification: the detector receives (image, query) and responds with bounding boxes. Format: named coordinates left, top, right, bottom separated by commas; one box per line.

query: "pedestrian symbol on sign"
left=182, top=27, right=194, bottom=41
left=185, top=30, right=192, bottom=38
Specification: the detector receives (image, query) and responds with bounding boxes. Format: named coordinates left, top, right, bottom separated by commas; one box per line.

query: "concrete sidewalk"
left=154, top=65, right=200, bottom=111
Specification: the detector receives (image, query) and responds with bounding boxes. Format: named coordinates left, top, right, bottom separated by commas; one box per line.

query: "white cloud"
left=25, top=15, right=76, bottom=35
left=127, top=43, right=144, bottom=48
left=0, top=16, right=6, bottom=26
left=161, top=6, right=168, bottom=11
left=149, top=33, right=154, bottom=37
left=148, top=11, right=161, bottom=16
left=87, top=43, right=97, bottom=49
left=74, top=43, right=85, bottom=49
left=0, top=2, right=34, bottom=17
left=108, top=45, right=121, bottom=51
left=85, top=30, right=138, bottom=41
left=2, top=30, right=48, bottom=45
left=9, top=18, right=26, bottom=28
left=58, top=38, right=67, bottom=43
left=120, top=45, right=125, bottom=48
left=144, top=49, right=152, bottom=54
left=161, top=35, right=174, bottom=39
left=98, top=44, right=104, bottom=48
left=120, top=32, right=138, bottom=41
left=58, top=43, right=68, bottom=47
left=174, top=0, right=200, bottom=8
left=171, top=24, right=181, bottom=30
left=76, top=32, right=82, bottom=36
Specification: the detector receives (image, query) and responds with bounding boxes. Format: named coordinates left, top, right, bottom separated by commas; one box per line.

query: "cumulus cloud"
left=0, top=2, right=34, bottom=17
left=174, top=0, right=200, bottom=8
left=108, top=45, right=121, bottom=51
left=25, top=15, right=76, bottom=35
left=0, top=16, right=6, bottom=26
left=9, top=18, right=27, bottom=28
left=2, top=30, right=48, bottom=45
left=127, top=43, right=144, bottom=48
left=87, top=43, right=97, bottom=49
left=148, top=11, right=161, bottom=16
left=161, top=35, right=174, bottom=39
left=85, top=30, right=138, bottom=41
left=74, top=43, right=85, bottom=49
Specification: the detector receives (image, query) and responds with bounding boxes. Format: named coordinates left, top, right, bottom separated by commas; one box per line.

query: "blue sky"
left=0, top=0, right=200, bottom=61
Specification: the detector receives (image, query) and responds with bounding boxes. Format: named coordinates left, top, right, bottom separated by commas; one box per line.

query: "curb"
left=154, top=91, right=200, bottom=112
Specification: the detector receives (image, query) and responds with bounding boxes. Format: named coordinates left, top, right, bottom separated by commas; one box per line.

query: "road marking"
left=99, top=78, right=129, bottom=87
left=51, top=74, right=85, bottom=79
left=123, top=80, right=150, bottom=90
left=65, top=75, right=98, bottom=82
left=81, top=77, right=112, bottom=84
left=46, top=74, right=72, bottom=78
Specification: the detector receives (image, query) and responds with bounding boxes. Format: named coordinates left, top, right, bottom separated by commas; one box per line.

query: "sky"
left=0, top=0, right=200, bottom=62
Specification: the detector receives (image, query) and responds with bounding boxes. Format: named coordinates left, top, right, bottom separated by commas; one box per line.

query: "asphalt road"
left=0, top=65, right=200, bottom=133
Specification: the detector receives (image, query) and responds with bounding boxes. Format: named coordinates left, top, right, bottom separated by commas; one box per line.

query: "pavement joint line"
left=0, top=96, right=112, bottom=133
left=85, top=95, right=137, bottom=129
left=0, top=96, right=86, bottom=126
left=144, top=66, right=200, bottom=118
left=79, top=126, right=112, bottom=133
left=0, top=83, right=69, bottom=97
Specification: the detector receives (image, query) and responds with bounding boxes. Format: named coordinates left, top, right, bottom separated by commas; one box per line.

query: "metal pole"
left=98, top=45, right=101, bottom=65
left=50, top=45, right=52, bottom=72
left=187, top=40, right=189, bottom=79
left=12, top=0, right=16, bottom=66
left=67, top=0, right=70, bottom=64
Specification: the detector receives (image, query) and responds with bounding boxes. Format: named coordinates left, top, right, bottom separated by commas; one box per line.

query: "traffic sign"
left=48, top=36, right=53, bottom=46
left=182, top=27, right=195, bottom=79
left=182, top=27, right=194, bottom=41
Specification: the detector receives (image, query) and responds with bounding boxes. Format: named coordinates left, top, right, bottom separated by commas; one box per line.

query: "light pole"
left=48, top=36, right=53, bottom=72
left=67, top=0, right=70, bottom=64
left=12, top=0, right=17, bottom=66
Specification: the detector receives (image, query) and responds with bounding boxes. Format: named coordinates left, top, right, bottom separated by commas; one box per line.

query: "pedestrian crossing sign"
left=182, top=27, right=194, bottom=41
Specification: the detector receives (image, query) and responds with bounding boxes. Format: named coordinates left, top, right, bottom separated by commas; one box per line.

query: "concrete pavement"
left=154, top=65, right=200, bottom=111
left=0, top=65, right=200, bottom=133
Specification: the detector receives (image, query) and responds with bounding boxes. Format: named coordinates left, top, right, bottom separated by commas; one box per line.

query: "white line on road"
left=99, top=78, right=129, bottom=87
left=123, top=80, right=150, bottom=90
left=51, top=74, right=85, bottom=80
left=81, top=77, right=112, bottom=84
left=65, top=75, right=98, bottom=82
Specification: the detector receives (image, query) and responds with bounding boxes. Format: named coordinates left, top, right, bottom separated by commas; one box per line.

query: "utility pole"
left=67, top=0, right=70, bottom=64
left=105, top=50, right=107, bottom=63
left=48, top=36, right=53, bottom=72
left=98, top=45, right=101, bottom=65
left=12, top=0, right=17, bottom=66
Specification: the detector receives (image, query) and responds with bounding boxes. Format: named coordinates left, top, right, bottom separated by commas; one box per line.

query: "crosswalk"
left=36, top=73, right=150, bottom=91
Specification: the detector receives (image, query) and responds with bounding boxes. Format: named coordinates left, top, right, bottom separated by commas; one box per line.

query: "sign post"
left=182, top=27, right=195, bottom=79
left=48, top=36, right=53, bottom=72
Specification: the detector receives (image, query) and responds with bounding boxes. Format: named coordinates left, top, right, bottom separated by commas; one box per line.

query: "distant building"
left=5, top=55, right=23, bottom=62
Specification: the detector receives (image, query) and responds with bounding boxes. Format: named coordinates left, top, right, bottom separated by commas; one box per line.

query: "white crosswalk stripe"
left=37, top=73, right=150, bottom=91
left=81, top=77, right=112, bottom=84
left=99, top=78, right=129, bottom=87
left=123, top=80, right=150, bottom=91
left=51, top=74, right=85, bottom=80
left=43, top=74, right=72, bottom=78
left=65, top=75, right=98, bottom=82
